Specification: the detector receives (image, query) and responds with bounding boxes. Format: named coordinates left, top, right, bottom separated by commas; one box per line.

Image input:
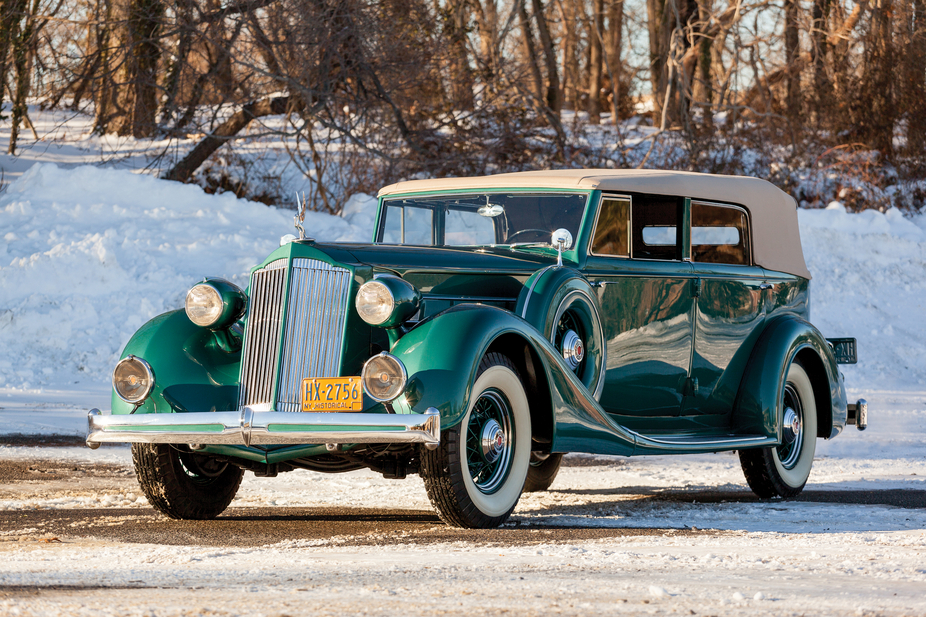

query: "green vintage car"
left=87, top=170, right=868, bottom=528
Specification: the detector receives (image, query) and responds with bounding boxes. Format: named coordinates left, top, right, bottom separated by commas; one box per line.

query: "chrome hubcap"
left=465, top=389, right=513, bottom=494
left=561, top=330, right=585, bottom=370
left=782, top=407, right=801, bottom=445
left=481, top=419, right=506, bottom=464
left=777, top=384, right=804, bottom=469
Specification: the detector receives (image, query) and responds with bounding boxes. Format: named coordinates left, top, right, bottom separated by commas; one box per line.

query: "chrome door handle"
left=759, top=283, right=773, bottom=290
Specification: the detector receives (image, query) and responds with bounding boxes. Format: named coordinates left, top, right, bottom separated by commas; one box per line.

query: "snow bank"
left=2, top=164, right=925, bottom=393
left=800, top=203, right=926, bottom=391
left=0, top=164, right=370, bottom=389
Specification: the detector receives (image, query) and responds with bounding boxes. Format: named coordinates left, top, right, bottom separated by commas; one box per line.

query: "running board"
left=629, top=430, right=777, bottom=454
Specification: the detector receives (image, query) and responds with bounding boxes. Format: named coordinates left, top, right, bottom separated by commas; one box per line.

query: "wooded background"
left=1, top=0, right=923, bottom=211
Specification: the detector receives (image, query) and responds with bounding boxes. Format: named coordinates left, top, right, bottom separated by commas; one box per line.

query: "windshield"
left=376, top=193, right=588, bottom=247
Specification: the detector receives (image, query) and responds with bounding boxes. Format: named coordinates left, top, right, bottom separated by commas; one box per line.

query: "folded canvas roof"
left=379, top=169, right=810, bottom=279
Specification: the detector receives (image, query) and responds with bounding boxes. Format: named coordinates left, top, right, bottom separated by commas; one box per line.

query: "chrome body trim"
left=87, top=408, right=440, bottom=448
left=520, top=265, right=557, bottom=319
left=628, top=428, right=775, bottom=447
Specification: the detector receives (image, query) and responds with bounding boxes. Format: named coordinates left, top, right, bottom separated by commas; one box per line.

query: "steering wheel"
left=506, top=229, right=551, bottom=244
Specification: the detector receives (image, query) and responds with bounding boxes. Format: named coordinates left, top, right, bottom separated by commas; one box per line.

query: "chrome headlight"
left=361, top=352, right=407, bottom=402
left=184, top=279, right=246, bottom=329
left=113, top=355, right=155, bottom=404
left=355, top=275, right=420, bottom=327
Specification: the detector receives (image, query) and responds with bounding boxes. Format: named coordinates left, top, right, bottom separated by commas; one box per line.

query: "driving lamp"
left=361, top=352, right=408, bottom=402
left=355, top=275, right=420, bottom=327
left=113, top=355, right=155, bottom=404
left=184, top=279, right=246, bottom=329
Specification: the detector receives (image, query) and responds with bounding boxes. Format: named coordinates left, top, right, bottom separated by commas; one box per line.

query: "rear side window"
left=632, top=197, right=682, bottom=260
left=691, top=202, right=750, bottom=265
left=591, top=198, right=630, bottom=256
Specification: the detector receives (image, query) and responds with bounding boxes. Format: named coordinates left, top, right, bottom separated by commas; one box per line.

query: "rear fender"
left=389, top=304, right=636, bottom=455
left=733, top=315, right=847, bottom=440
left=111, top=310, right=241, bottom=415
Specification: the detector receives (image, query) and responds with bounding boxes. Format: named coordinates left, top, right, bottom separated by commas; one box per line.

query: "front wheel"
left=420, top=352, right=531, bottom=528
left=739, top=362, right=817, bottom=498
left=132, top=443, right=244, bottom=519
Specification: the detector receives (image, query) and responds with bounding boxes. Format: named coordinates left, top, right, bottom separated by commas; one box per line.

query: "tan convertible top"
left=378, top=169, right=810, bottom=279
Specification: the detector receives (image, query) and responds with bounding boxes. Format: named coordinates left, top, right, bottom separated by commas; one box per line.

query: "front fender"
left=111, top=310, right=241, bottom=415
left=389, top=304, right=636, bottom=456
left=733, top=315, right=847, bottom=440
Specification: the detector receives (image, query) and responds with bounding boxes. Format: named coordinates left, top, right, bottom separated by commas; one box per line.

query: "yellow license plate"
left=302, top=377, right=363, bottom=412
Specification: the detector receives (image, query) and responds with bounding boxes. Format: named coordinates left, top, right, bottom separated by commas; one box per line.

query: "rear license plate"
left=302, top=377, right=363, bottom=412
left=827, top=338, right=858, bottom=364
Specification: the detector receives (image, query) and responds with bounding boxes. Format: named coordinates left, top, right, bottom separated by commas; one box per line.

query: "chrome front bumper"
left=86, top=408, right=440, bottom=449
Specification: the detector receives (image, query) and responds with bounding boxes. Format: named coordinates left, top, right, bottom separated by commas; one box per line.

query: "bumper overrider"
left=86, top=407, right=441, bottom=449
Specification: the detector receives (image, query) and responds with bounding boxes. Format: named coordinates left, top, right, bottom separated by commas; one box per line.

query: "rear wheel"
left=739, top=362, right=817, bottom=498
left=420, top=353, right=531, bottom=528
left=523, top=452, right=563, bottom=493
left=132, top=443, right=243, bottom=519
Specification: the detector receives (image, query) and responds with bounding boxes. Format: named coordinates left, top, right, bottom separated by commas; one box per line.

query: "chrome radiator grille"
left=237, top=258, right=352, bottom=411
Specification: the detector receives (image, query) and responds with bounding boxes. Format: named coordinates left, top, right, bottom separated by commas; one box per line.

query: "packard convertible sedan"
left=87, top=169, right=868, bottom=528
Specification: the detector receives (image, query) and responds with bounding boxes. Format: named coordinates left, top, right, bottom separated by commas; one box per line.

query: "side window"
left=691, top=202, right=750, bottom=265
left=591, top=198, right=630, bottom=256
left=445, top=208, right=496, bottom=245
left=632, top=197, right=681, bottom=260
left=382, top=205, right=434, bottom=245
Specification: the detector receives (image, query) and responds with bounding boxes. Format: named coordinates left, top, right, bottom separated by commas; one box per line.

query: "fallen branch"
left=163, top=96, right=298, bottom=183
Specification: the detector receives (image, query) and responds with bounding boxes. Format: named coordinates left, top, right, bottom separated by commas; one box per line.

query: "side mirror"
left=551, top=228, right=573, bottom=266
left=551, top=228, right=573, bottom=250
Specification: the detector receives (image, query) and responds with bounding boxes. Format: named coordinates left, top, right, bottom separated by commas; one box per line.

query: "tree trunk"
left=474, top=0, right=498, bottom=76
left=784, top=0, right=801, bottom=124
left=519, top=0, right=545, bottom=104
left=606, top=0, right=623, bottom=124
left=646, top=0, right=672, bottom=124
left=110, top=0, right=164, bottom=138
left=811, top=0, right=834, bottom=126
left=531, top=0, right=561, bottom=113
left=588, top=0, right=603, bottom=119
left=560, top=0, right=580, bottom=111
left=859, top=0, right=894, bottom=156
left=7, top=0, right=34, bottom=155
left=907, top=0, right=926, bottom=151
left=447, top=0, right=474, bottom=110
left=0, top=0, right=22, bottom=118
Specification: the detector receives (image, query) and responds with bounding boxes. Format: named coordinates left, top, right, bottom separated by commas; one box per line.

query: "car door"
left=685, top=200, right=768, bottom=416
left=584, top=194, right=695, bottom=418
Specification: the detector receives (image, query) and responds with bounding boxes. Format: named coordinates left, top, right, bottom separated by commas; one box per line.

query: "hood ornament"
left=294, top=192, right=309, bottom=241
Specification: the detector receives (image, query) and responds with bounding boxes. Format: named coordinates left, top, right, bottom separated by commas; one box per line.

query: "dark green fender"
left=110, top=310, right=241, bottom=416
left=733, top=314, right=848, bottom=440
left=388, top=303, right=637, bottom=456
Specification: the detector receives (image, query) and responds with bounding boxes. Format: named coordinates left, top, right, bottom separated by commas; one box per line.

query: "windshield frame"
left=374, top=189, right=594, bottom=252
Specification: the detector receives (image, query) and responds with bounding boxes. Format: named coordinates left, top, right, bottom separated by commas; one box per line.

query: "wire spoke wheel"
left=420, top=352, right=531, bottom=528
left=465, top=389, right=514, bottom=494
left=739, top=361, right=817, bottom=498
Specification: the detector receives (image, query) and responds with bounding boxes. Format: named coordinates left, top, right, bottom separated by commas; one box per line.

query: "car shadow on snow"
left=548, top=486, right=926, bottom=509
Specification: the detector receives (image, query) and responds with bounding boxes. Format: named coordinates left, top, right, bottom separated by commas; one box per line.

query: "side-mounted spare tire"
left=517, top=267, right=604, bottom=493
left=517, top=267, right=605, bottom=400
